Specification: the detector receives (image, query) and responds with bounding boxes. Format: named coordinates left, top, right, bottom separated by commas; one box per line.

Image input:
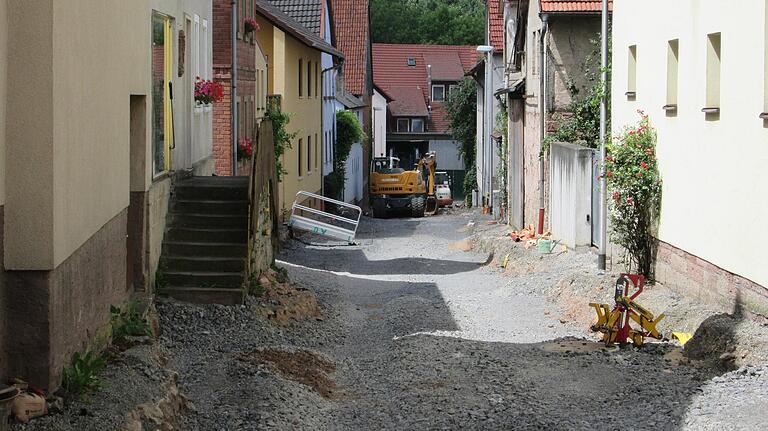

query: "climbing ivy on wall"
left=264, top=97, right=296, bottom=181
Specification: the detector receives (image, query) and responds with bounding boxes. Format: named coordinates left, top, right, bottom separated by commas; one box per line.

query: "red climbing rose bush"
left=605, top=111, right=662, bottom=278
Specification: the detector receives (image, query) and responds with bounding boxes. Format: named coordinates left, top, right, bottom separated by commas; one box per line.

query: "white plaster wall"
left=321, top=0, right=335, bottom=177
left=372, top=89, right=387, bottom=158
left=429, top=139, right=465, bottom=171
left=344, top=142, right=363, bottom=203
left=612, top=0, right=768, bottom=288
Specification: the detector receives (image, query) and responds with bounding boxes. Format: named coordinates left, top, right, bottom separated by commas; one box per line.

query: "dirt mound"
left=449, top=239, right=473, bottom=251
left=235, top=349, right=338, bottom=399
left=254, top=269, right=323, bottom=325
left=684, top=313, right=742, bottom=370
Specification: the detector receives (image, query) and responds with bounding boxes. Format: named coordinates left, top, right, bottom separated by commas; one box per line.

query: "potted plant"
left=244, top=17, right=259, bottom=35
left=238, top=137, right=254, bottom=161
left=194, top=77, right=223, bottom=112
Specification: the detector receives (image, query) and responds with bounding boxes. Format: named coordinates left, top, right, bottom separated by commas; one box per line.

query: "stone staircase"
left=160, top=176, right=249, bottom=305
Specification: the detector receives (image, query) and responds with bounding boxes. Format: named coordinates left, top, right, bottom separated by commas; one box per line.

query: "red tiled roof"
left=423, top=52, right=466, bottom=81
left=373, top=43, right=479, bottom=133
left=540, top=0, right=613, bottom=13
left=387, top=87, right=429, bottom=117
left=330, top=0, right=369, bottom=95
left=488, top=1, right=504, bottom=51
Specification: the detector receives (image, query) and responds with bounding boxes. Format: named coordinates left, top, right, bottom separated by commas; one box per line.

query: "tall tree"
left=371, top=0, right=485, bottom=45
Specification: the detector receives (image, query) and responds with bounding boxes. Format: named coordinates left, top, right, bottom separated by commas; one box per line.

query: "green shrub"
left=62, top=351, right=105, bottom=397
left=605, top=112, right=662, bottom=278
left=110, top=300, right=152, bottom=344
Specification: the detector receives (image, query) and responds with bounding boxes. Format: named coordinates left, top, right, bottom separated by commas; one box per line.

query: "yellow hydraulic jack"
left=590, top=274, right=665, bottom=347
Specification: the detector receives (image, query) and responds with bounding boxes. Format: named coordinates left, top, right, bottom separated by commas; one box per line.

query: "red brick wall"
left=655, top=241, right=768, bottom=316
left=213, top=0, right=258, bottom=176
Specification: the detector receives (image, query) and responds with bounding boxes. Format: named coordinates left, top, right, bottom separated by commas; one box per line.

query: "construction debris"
left=589, top=274, right=665, bottom=347
left=509, top=225, right=554, bottom=250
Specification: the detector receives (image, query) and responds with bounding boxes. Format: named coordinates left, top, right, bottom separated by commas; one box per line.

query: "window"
left=449, top=84, right=458, bottom=98
left=531, top=31, right=539, bottom=75
left=299, top=59, right=303, bottom=97
left=397, top=118, right=409, bottom=132
left=411, top=118, right=424, bottom=132
left=298, top=138, right=303, bottom=177
left=315, top=62, right=319, bottom=98
left=194, top=15, right=200, bottom=78
left=665, top=39, right=679, bottom=111
left=202, top=19, right=208, bottom=79
left=432, top=85, right=445, bottom=102
left=407, top=57, right=416, bottom=66
left=705, top=33, right=721, bottom=112
left=315, top=133, right=319, bottom=170
left=307, top=135, right=312, bottom=172
left=261, top=70, right=266, bottom=108
left=307, top=61, right=312, bottom=98
left=152, top=13, right=172, bottom=175
left=764, top=2, right=768, bottom=118
left=627, top=45, right=637, bottom=97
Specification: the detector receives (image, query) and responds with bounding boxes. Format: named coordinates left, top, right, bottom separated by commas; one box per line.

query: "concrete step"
left=174, top=183, right=248, bottom=201
left=162, top=287, right=245, bottom=305
left=172, top=199, right=249, bottom=215
left=163, top=270, right=243, bottom=289
left=169, top=213, right=247, bottom=229
left=166, top=227, right=247, bottom=244
left=161, top=255, right=245, bottom=273
left=163, top=241, right=247, bottom=258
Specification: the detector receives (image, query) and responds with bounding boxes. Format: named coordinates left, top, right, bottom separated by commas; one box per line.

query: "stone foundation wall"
left=655, top=241, right=768, bottom=317
left=147, top=177, right=172, bottom=291
left=4, top=209, right=130, bottom=389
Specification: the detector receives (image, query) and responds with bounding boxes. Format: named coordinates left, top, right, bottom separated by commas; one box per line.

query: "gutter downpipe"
left=231, top=0, right=238, bottom=176
left=538, top=14, right=548, bottom=235
left=598, top=0, right=609, bottom=270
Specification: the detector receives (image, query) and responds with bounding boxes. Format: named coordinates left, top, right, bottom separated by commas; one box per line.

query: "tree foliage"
left=371, top=0, right=485, bottom=45
left=444, top=77, right=477, bottom=204
left=324, top=110, right=366, bottom=201
left=265, top=98, right=297, bottom=181
left=545, top=35, right=611, bottom=153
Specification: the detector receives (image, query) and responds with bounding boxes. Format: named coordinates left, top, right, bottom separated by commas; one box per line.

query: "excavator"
left=369, top=152, right=438, bottom=218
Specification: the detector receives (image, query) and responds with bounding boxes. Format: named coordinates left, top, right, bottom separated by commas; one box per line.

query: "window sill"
left=152, top=171, right=171, bottom=184
left=662, top=104, right=677, bottom=112
left=760, top=112, right=768, bottom=120
left=701, top=107, right=720, bottom=114
left=625, top=91, right=636, bottom=98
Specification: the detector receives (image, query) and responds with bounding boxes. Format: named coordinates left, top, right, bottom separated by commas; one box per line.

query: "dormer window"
left=432, top=85, right=445, bottom=102
left=397, top=118, right=410, bottom=132
left=411, top=118, right=424, bottom=132
left=407, top=57, right=416, bottom=67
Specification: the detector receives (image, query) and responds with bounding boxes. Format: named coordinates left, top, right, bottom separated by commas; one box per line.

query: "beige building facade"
left=612, top=0, right=768, bottom=310
left=0, top=0, right=213, bottom=389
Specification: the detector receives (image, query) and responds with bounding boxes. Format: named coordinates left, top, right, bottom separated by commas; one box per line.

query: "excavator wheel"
left=411, top=196, right=425, bottom=218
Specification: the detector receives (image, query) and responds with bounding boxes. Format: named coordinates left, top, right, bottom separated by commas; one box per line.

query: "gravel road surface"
left=16, top=211, right=766, bottom=430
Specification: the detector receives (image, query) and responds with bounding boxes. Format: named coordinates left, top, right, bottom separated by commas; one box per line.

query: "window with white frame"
left=627, top=45, right=637, bottom=97
left=194, top=15, right=200, bottom=78
left=411, top=118, right=424, bottom=132
left=432, top=85, right=445, bottom=102
left=666, top=39, right=679, bottom=110
left=202, top=19, right=208, bottom=79
left=396, top=118, right=409, bottom=132
left=705, top=33, right=721, bottom=112
left=449, top=84, right=458, bottom=98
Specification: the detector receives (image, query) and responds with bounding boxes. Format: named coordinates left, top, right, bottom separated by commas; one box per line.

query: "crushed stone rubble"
left=13, top=211, right=768, bottom=430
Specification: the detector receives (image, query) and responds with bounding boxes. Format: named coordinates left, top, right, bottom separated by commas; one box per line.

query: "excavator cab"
left=369, top=152, right=439, bottom=218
